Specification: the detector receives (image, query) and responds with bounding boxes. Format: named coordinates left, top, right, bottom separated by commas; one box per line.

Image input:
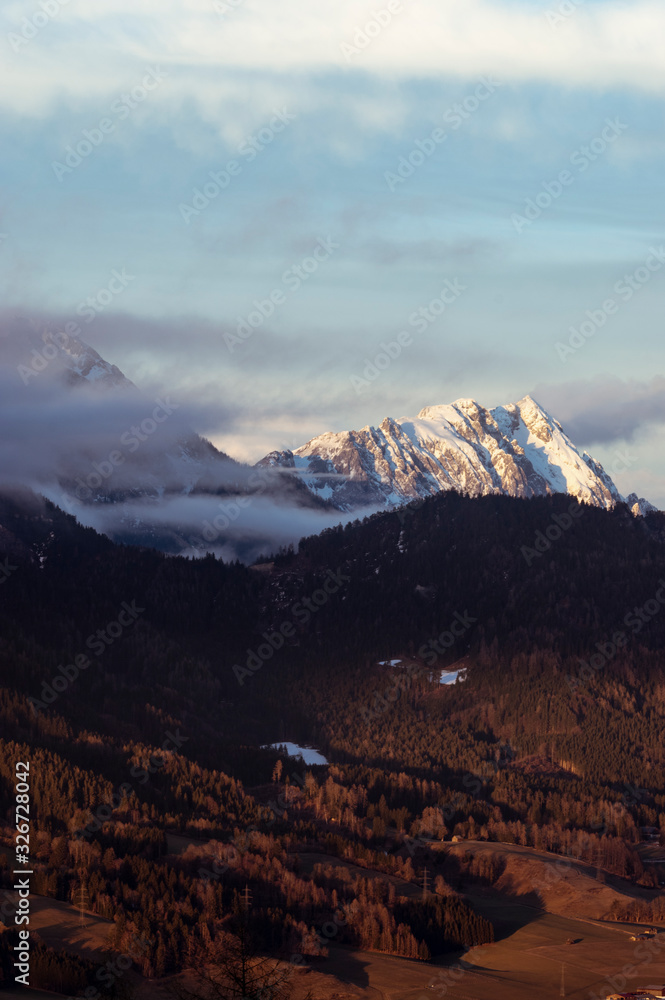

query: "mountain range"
left=0, top=324, right=657, bottom=558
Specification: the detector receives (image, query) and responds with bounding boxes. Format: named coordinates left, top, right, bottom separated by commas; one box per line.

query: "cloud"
left=69, top=490, right=371, bottom=564
left=0, top=317, right=385, bottom=560
left=2, top=0, right=665, bottom=132
left=0, top=316, right=243, bottom=488
left=532, top=375, right=665, bottom=445
left=0, top=302, right=534, bottom=475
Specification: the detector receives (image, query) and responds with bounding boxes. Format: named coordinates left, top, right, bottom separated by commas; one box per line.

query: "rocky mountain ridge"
left=261, top=395, right=645, bottom=512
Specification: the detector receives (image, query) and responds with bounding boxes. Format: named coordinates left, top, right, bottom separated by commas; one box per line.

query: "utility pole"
left=242, top=884, right=252, bottom=911
left=77, top=877, right=90, bottom=926
left=422, top=866, right=429, bottom=900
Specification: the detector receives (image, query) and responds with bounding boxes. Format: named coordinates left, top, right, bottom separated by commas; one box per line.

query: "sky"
left=2, top=0, right=665, bottom=504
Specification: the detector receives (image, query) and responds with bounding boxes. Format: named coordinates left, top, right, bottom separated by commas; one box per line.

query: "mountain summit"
left=261, top=395, right=625, bottom=511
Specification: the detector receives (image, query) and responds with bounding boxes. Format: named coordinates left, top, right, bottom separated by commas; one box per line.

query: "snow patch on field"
left=264, top=742, right=328, bottom=765
left=440, top=668, right=467, bottom=685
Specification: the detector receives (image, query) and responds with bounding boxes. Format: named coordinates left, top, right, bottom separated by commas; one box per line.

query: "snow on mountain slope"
left=262, top=396, right=626, bottom=511
left=3, top=317, right=136, bottom=392
left=56, top=335, right=135, bottom=390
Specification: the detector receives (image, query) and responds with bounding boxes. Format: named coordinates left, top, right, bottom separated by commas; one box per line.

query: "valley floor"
left=11, top=835, right=665, bottom=1000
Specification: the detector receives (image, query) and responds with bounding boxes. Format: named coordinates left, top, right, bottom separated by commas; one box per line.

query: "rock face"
left=624, top=493, right=659, bottom=517
left=262, top=396, right=625, bottom=511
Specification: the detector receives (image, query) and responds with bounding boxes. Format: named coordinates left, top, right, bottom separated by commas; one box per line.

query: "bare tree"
left=172, top=904, right=312, bottom=1000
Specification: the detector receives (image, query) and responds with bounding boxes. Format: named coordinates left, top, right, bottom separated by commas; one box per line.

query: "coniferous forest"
left=1, top=486, right=665, bottom=992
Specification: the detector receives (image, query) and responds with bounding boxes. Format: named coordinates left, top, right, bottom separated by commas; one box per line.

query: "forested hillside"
left=1, top=486, right=665, bottom=992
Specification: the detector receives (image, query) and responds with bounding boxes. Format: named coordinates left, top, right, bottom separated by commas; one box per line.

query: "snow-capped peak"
left=263, top=395, right=629, bottom=512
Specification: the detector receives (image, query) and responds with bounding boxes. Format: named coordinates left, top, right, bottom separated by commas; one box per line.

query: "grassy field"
left=293, top=841, right=665, bottom=999
left=314, top=908, right=665, bottom=999
left=2, top=890, right=112, bottom=958
left=441, top=839, right=656, bottom=919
